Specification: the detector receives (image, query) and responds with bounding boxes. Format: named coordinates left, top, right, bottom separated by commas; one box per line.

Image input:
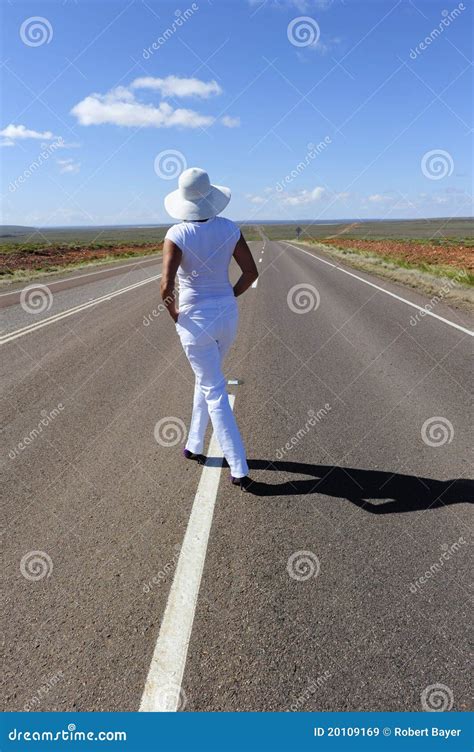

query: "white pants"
left=175, top=298, right=249, bottom=478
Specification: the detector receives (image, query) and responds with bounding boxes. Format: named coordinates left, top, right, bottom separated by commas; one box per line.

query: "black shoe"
left=183, top=448, right=206, bottom=465
left=230, top=475, right=253, bottom=491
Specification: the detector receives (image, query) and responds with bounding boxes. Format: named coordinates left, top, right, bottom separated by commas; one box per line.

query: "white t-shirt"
left=165, top=216, right=241, bottom=307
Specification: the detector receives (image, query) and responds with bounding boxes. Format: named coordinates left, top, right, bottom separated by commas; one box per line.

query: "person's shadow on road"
left=239, top=459, right=473, bottom=514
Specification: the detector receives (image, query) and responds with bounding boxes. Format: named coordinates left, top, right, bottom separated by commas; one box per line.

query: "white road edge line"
left=0, top=255, right=162, bottom=297
left=284, top=242, right=473, bottom=337
left=0, top=273, right=162, bottom=345
left=139, top=395, right=236, bottom=713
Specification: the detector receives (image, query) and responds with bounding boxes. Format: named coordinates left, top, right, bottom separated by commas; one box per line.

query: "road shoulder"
left=286, top=239, right=473, bottom=311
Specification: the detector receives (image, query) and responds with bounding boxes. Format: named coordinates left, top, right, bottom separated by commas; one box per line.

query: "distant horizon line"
left=2, top=216, right=473, bottom=231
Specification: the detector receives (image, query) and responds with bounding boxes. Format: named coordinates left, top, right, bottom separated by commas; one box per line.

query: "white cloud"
left=57, top=158, right=81, bottom=174
left=368, top=193, right=393, bottom=203
left=295, top=36, right=341, bottom=58
left=131, top=75, right=222, bottom=98
left=246, top=193, right=267, bottom=204
left=246, top=185, right=327, bottom=207
left=0, top=123, right=55, bottom=146
left=221, top=115, right=240, bottom=128
left=71, top=87, right=215, bottom=129
left=282, top=187, right=414, bottom=210
left=71, top=81, right=238, bottom=130
left=282, top=186, right=326, bottom=205
left=55, top=141, right=81, bottom=149
left=313, top=37, right=341, bottom=55
left=0, top=124, right=81, bottom=150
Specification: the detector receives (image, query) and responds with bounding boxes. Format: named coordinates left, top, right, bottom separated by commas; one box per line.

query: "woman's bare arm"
left=233, top=233, right=259, bottom=297
left=160, top=239, right=182, bottom=322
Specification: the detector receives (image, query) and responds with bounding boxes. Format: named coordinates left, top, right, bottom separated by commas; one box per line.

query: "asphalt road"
left=1, top=236, right=472, bottom=714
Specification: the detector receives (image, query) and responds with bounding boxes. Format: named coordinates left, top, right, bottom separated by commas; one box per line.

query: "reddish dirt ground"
left=0, top=244, right=163, bottom=275
left=315, top=237, right=473, bottom=272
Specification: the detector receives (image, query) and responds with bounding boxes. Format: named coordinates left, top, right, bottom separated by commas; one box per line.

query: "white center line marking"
left=284, top=242, right=473, bottom=337
left=0, top=273, right=162, bottom=345
left=251, top=278, right=258, bottom=288
left=139, top=395, right=236, bottom=712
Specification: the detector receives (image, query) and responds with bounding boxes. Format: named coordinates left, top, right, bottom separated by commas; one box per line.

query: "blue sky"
left=1, top=0, right=472, bottom=226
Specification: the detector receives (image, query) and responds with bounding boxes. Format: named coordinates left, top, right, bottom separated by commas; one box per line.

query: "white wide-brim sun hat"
left=164, top=167, right=231, bottom=221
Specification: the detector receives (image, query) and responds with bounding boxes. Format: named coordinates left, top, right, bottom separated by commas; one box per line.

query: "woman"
left=161, top=167, right=258, bottom=489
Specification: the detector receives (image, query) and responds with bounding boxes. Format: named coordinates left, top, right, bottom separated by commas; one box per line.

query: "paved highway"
left=1, top=236, right=472, bottom=713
